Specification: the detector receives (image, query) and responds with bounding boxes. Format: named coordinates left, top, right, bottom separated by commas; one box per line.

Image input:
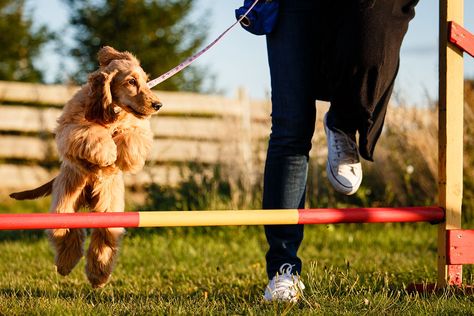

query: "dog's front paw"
left=88, top=140, right=117, bottom=166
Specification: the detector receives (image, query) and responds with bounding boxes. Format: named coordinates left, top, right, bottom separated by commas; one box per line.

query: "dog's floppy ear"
left=85, top=69, right=118, bottom=124
left=97, top=46, right=139, bottom=67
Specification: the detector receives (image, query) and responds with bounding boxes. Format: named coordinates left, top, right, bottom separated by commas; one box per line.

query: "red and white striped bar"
left=0, top=207, right=444, bottom=230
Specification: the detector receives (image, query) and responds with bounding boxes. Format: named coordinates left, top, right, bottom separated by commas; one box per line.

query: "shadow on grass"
left=0, top=283, right=266, bottom=304
left=1, top=282, right=468, bottom=314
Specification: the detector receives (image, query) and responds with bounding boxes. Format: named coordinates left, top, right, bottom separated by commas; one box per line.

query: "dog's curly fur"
left=10, top=46, right=162, bottom=288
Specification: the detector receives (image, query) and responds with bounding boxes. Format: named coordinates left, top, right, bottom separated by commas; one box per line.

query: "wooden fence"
left=0, top=81, right=274, bottom=192
left=1, top=80, right=433, bottom=197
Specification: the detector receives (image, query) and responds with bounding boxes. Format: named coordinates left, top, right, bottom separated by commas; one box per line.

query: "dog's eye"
left=128, top=78, right=137, bottom=86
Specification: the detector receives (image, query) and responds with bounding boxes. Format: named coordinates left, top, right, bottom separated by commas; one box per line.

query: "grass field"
left=1, top=203, right=474, bottom=315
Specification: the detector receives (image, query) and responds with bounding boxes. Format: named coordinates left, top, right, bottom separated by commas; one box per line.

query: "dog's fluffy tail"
left=9, top=178, right=55, bottom=200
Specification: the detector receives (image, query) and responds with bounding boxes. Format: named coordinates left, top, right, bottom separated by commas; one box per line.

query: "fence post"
left=237, top=87, right=254, bottom=195
left=438, top=0, right=464, bottom=287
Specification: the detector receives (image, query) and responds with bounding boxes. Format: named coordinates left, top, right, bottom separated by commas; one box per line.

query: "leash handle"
left=147, top=0, right=260, bottom=89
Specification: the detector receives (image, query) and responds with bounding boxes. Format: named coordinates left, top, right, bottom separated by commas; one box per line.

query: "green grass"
left=1, top=223, right=474, bottom=315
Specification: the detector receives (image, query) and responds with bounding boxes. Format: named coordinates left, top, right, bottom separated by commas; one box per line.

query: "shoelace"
left=330, top=128, right=359, bottom=164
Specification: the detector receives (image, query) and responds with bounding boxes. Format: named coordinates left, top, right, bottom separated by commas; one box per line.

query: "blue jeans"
left=263, top=0, right=418, bottom=279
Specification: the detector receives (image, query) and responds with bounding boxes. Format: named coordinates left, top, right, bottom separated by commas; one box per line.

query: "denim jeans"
left=263, top=0, right=418, bottom=279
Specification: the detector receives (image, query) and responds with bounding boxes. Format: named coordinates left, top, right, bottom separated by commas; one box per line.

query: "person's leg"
left=327, top=0, right=419, bottom=161
left=264, top=0, right=318, bottom=280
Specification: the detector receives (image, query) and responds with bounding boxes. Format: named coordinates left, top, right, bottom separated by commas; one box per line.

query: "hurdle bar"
left=0, top=207, right=444, bottom=230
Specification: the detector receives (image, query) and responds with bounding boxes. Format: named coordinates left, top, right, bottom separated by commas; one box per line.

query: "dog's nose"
left=152, top=101, right=163, bottom=111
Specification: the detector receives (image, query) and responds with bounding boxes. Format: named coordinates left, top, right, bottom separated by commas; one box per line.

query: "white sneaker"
left=324, top=113, right=362, bottom=195
left=263, top=263, right=305, bottom=303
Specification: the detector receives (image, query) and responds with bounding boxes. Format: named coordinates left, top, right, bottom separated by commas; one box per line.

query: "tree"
left=63, top=0, right=210, bottom=92
left=0, top=0, right=52, bottom=82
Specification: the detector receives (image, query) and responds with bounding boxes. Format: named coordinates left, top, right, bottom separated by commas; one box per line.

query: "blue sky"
left=27, top=0, right=474, bottom=106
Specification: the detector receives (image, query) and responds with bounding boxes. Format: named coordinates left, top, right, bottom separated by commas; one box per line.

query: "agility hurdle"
left=0, top=0, right=473, bottom=291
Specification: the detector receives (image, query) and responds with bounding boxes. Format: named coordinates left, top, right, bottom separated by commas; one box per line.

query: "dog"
left=10, top=46, right=162, bottom=288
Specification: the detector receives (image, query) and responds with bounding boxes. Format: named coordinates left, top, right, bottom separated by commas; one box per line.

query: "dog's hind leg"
left=86, top=172, right=125, bottom=288
left=48, top=163, right=88, bottom=276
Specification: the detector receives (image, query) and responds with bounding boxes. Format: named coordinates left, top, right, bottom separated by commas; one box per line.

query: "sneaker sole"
left=326, top=161, right=362, bottom=195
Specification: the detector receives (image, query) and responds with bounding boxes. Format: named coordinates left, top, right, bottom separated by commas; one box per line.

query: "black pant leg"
left=327, top=0, right=419, bottom=161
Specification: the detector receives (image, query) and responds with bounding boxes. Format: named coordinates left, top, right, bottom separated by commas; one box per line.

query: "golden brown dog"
left=10, top=46, right=162, bottom=288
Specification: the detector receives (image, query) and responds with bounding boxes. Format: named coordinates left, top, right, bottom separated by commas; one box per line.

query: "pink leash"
left=147, top=0, right=259, bottom=89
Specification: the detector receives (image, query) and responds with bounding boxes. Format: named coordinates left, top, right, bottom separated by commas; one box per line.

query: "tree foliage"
left=0, top=0, right=52, bottom=82
left=64, top=0, right=209, bottom=92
